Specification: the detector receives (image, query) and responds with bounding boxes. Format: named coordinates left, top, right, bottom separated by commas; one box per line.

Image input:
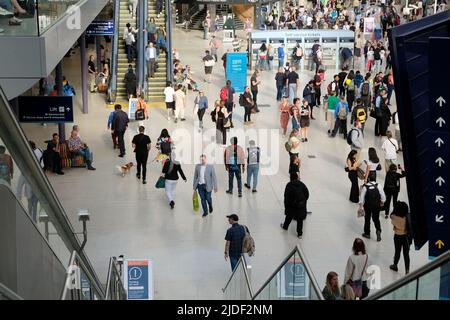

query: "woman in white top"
left=364, top=147, right=381, bottom=183
left=366, top=45, right=375, bottom=72
left=344, top=238, right=370, bottom=299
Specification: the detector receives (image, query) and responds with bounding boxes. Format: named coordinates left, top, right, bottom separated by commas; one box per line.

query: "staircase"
left=116, top=0, right=137, bottom=102
left=147, top=0, right=167, bottom=102
left=190, top=7, right=207, bottom=30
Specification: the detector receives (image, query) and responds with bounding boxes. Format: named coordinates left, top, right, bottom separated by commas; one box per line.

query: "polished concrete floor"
left=21, top=28, right=428, bottom=299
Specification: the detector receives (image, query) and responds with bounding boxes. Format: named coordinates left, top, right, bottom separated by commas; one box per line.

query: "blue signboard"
left=86, top=20, right=115, bottom=36
left=124, top=260, right=153, bottom=300
left=18, top=96, right=73, bottom=123
left=427, top=37, right=450, bottom=258
left=226, top=53, right=248, bottom=93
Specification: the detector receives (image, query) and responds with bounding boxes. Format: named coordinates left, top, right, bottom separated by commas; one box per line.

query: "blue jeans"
left=278, top=57, right=284, bottom=68
left=74, top=147, right=92, bottom=162
left=288, top=84, right=297, bottom=104
left=197, top=184, right=212, bottom=215
left=230, top=255, right=239, bottom=271
left=228, top=167, right=242, bottom=193
left=276, top=84, right=284, bottom=101
left=246, top=164, right=259, bottom=190
left=203, top=27, right=208, bottom=39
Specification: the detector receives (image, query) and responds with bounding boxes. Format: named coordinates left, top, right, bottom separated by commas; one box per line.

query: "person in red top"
left=49, top=85, right=58, bottom=96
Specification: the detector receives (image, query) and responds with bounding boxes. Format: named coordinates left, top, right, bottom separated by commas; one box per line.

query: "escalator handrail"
left=61, top=251, right=106, bottom=300
left=105, top=257, right=127, bottom=300
left=365, top=250, right=450, bottom=300
left=108, top=0, right=120, bottom=102
left=0, top=282, right=23, bottom=300
left=166, top=0, right=174, bottom=82
left=251, top=245, right=324, bottom=300
left=0, top=87, right=105, bottom=301
left=222, top=254, right=254, bottom=298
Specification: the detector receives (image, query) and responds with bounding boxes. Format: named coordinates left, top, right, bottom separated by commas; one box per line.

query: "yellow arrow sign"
left=435, top=240, right=445, bottom=249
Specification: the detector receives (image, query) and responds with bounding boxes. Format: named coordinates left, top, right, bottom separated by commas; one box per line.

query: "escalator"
left=0, top=87, right=124, bottom=300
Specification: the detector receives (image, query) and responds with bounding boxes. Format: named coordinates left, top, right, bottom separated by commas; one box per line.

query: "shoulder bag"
left=348, top=255, right=368, bottom=298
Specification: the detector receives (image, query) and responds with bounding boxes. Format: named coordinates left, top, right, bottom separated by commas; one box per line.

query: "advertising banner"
left=226, top=52, right=248, bottom=93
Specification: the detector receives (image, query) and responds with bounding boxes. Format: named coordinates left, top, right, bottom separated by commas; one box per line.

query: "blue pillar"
left=80, top=33, right=88, bottom=114
left=96, top=36, right=102, bottom=74
left=55, top=62, right=66, bottom=142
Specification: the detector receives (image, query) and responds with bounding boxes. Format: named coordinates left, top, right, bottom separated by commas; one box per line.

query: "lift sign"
left=124, top=259, right=153, bottom=300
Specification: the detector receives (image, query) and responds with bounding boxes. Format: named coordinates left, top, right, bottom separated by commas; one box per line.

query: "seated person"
left=67, top=130, right=96, bottom=171
left=0, top=0, right=29, bottom=26
left=44, top=133, right=64, bottom=175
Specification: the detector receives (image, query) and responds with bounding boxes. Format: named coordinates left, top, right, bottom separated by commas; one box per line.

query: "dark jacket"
left=162, top=160, right=186, bottom=181
left=124, top=70, right=137, bottom=95
left=284, top=180, right=309, bottom=219
left=113, top=110, right=129, bottom=132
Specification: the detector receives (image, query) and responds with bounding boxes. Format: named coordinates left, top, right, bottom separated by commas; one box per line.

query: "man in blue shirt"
left=224, top=214, right=249, bottom=271
left=277, top=43, right=285, bottom=68
left=331, top=96, right=349, bottom=138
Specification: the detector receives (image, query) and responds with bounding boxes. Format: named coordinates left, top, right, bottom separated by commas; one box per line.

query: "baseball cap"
left=226, top=214, right=239, bottom=222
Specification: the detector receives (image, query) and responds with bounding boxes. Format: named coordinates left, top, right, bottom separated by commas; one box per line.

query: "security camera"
left=78, top=209, right=90, bottom=222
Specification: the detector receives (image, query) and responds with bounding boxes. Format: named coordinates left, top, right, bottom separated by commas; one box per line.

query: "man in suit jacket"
left=193, top=154, right=218, bottom=217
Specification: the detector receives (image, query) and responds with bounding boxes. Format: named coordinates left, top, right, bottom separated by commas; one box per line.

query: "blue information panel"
left=427, top=37, right=450, bottom=258
left=278, top=258, right=309, bottom=298
left=124, top=260, right=153, bottom=300
left=86, top=20, right=115, bottom=36
left=226, top=53, right=248, bottom=93
left=18, top=96, right=73, bottom=123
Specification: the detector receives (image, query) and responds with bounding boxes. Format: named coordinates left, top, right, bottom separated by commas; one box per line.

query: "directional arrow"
left=436, top=195, right=445, bottom=204
left=435, top=240, right=445, bottom=249
left=436, top=157, right=445, bottom=167
left=436, top=177, right=446, bottom=186
left=436, top=215, right=444, bottom=223
left=435, top=137, right=445, bottom=147
left=436, top=117, right=446, bottom=127
left=436, top=96, right=446, bottom=107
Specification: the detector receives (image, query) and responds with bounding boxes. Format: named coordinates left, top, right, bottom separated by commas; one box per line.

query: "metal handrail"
left=251, top=245, right=324, bottom=300
left=222, top=255, right=254, bottom=299
left=365, top=250, right=450, bottom=300
left=165, top=0, right=174, bottom=82
left=61, top=251, right=106, bottom=300
left=0, top=283, right=23, bottom=300
left=0, top=87, right=105, bottom=300
left=105, top=257, right=127, bottom=300
left=108, top=0, right=120, bottom=102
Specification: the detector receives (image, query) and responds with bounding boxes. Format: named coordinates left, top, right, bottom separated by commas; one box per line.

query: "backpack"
left=327, top=82, right=334, bottom=95
left=241, top=225, right=255, bottom=256
left=338, top=103, right=347, bottom=120
left=364, top=183, right=381, bottom=209
left=347, top=128, right=358, bottom=145
left=239, top=94, right=245, bottom=106
left=356, top=108, right=367, bottom=124
left=285, top=141, right=292, bottom=152
left=210, top=110, right=216, bottom=123
left=347, top=79, right=355, bottom=91
left=385, top=171, right=400, bottom=192
left=63, top=84, right=75, bottom=96
left=361, top=82, right=370, bottom=96
left=0, top=159, right=11, bottom=182
left=135, top=109, right=145, bottom=121
left=247, top=147, right=260, bottom=165
left=220, top=87, right=228, bottom=101
left=160, top=140, right=172, bottom=155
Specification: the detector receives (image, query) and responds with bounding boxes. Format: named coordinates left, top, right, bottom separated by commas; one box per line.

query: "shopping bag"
left=193, top=190, right=200, bottom=212
left=155, top=176, right=165, bottom=189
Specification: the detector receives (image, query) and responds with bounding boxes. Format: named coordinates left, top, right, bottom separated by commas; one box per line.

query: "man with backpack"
left=358, top=74, right=372, bottom=110
left=224, top=137, right=246, bottom=197
left=331, top=96, right=349, bottom=139
left=348, top=120, right=365, bottom=159
left=281, top=173, right=309, bottom=239
left=359, top=174, right=386, bottom=241
left=224, top=214, right=253, bottom=271
left=220, top=80, right=235, bottom=127
left=351, top=99, right=368, bottom=132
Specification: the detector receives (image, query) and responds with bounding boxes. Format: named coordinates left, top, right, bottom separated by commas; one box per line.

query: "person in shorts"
left=164, top=82, right=175, bottom=120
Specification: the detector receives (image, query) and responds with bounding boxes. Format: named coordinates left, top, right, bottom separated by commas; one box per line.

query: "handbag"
left=193, top=103, right=199, bottom=115
left=204, top=59, right=215, bottom=67
left=223, top=117, right=231, bottom=128
left=348, top=255, right=368, bottom=298
left=357, top=168, right=365, bottom=180
left=155, top=176, right=165, bottom=189
left=193, top=190, right=200, bottom=212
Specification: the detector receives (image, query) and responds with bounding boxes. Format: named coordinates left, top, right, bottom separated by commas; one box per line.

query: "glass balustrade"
left=252, top=246, right=323, bottom=300
left=222, top=255, right=253, bottom=300
left=0, top=0, right=80, bottom=36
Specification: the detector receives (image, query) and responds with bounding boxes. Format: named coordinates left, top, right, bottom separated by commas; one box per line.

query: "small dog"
left=117, top=162, right=134, bottom=177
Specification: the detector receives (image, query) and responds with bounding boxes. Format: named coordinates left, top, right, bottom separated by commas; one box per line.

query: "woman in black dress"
left=346, top=150, right=360, bottom=203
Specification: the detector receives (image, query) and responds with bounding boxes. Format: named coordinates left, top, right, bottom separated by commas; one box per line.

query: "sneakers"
left=87, top=166, right=96, bottom=171
left=244, top=183, right=251, bottom=189
left=170, top=201, right=175, bottom=209
left=136, top=173, right=141, bottom=179
left=280, top=223, right=287, bottom=231
left=142, top=180, right=146, bottom=185
left=180, top=118, right=186, bottom=121
left=209, top=206, right=213, bottom=214
left=226, top=190, right=232, bottom=195
left=238, top=193, right=242, bottom=198
left=389, top=264, right=398, bottom=272
left=118, top=154, right=125, bottom=158
left=55, top=171, right=65, bottom=175
left=297, top=235, right=303, bottom=239
left=362, top=233, right=370, bottom=239
left=9, top=17, right=22, bottom=25
left=385, top=214, right=389, bottom=219
left=202, top=213, right=208, bottom=218
left=376, top=230, right=382, bottom=242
